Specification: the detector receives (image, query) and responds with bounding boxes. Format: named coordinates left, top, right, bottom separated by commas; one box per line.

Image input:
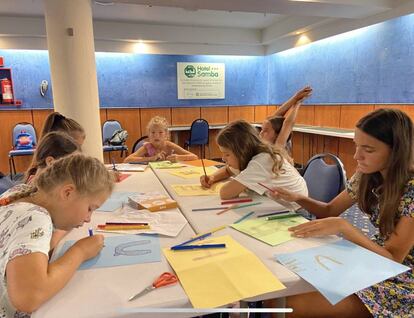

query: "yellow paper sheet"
left=169, top=167, right=217, bottom=179
left=163, top=235, right=285, bottom=308
left=171, top=183, right=223, bottom=196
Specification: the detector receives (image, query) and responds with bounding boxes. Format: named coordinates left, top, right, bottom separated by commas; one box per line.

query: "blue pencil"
left=233, top=211, right=255, bottom=224
left=88, top=228, right=93, bottom=236
left=172, top=232, right=212, bottom=248
left=171, top=244, right=226, bottom=250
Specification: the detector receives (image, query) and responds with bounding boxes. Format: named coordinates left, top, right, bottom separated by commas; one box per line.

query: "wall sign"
left=177, top=62, right=225, bottom=99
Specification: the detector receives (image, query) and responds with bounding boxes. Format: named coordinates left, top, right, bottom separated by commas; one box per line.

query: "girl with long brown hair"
left=268, top=108, right=414, bottom=317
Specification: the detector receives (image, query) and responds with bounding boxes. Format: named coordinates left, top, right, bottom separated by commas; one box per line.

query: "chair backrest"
left=302, top=153, right=347, bottom=203
left=102, top=120, right=122, bottom=144
left=132, top=135, right=148, bottom=153
left=12, top=122, right=37, bottom=147
left=189, top=118, right=209, bottom=145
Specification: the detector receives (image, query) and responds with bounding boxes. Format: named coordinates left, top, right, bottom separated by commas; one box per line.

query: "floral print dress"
left=0, top=202, right=53, bottom=318
left=347, top=173, right=414, bottom=318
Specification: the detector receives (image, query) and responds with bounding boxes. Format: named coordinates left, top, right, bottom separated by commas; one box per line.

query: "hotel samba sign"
left=177, top=62, right=225, bottom=99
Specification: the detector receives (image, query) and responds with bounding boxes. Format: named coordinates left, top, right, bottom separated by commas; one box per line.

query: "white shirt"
left=233, top=153, right=308, bottom=210
left=0, top=202, right=52, bottom=318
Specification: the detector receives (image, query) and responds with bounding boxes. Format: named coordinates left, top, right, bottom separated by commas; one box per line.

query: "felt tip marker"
left=88, top=228, right=93, bottom=236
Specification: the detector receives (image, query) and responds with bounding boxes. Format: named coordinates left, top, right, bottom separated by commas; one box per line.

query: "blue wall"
left=1, top=13, right=414, bottom=109
left=269, top=14, right=414, bottom=104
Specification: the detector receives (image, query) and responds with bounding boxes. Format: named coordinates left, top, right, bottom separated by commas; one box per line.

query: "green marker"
left=266, top=213, right=301, bottom=221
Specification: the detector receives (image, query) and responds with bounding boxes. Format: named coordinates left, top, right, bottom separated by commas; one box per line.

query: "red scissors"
left=128, top=272, right=178, bottom=301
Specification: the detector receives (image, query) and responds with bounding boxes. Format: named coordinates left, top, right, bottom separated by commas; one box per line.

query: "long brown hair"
left=41, top=112, right=85, bottom=141
left=217, top=120, right=292, bottom=174
left=357, top=108, right=413, bottom=237
left=25, top=132, right=79, bottom=182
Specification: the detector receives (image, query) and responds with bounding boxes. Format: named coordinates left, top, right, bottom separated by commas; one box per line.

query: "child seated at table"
left=200, top=119, right=308, bottom=201
left=260, top=86, right=312, bottom=153
left=0, top=153, right=114, bottom=317
left=124, top=116, right=198, bottom=163
left=41, top=111, right=86, bottom=146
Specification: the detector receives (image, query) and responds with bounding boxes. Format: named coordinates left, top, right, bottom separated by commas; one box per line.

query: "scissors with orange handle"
left=128, top=272, right=178, bottom=301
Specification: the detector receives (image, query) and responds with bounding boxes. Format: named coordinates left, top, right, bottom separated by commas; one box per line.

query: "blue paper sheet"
left=97, top=191, right=138, bottom=212
left=275, top=239, right=410, bottom=305
left=54, top=234, right=161, bottom=270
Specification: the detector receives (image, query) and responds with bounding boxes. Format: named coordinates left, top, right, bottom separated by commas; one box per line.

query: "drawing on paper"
left=315, top=255, right=343, bottom=271
left=114, top=239, right=152, bottom=256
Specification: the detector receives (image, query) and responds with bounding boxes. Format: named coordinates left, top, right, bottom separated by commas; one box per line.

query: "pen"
left=221, top=198, right=253, bottom=205
left=171, top=244, right=226, bottom=250
left=233, top=211, right=255, bottom=224
left=257, top=210, right=291, bottom=218
left=88, top=228, right=93, bottom=236
left=266, top=214, right=301, bottom=221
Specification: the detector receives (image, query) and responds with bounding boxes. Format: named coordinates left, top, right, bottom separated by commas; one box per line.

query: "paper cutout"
left=275, top=239, right=410, bottom=305
left=97, top=192, right=138, bottom=212
left=231, top=216, right=308, bottom=246
left=54, top=234, right=161, bottom=270
left=168, top=167, right=217, bottom=179
left=163, top=235, right=285, bottom=308
left=116, top=173, right=131, bottom=183
left=171, top=183, right=223, bottom=196
left=149, top=161, right=185, bottom=169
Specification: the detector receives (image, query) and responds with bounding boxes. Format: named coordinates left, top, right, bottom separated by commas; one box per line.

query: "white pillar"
left=43, top=0, right=103, bottom=160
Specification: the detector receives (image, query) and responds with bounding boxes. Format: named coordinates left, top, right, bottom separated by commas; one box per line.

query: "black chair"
left=132, top=135, right=148, bottom=153
left=184, top=118, right=209, bottom=158
left=302, top=153, right=347, bottom=203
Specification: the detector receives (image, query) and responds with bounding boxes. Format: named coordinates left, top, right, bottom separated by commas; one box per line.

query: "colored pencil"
left=233, top=211, right=255, bottom=224
left=233, top=202, right=262, bottom=210
left=172, top=232, right=212, bottom=248
left=257, top=210, right=291, bottom=218
left=192, top=207, right=224, bottom=212
left=266, top=214, right=301, bottom=221
left=258, top=182, right=274, bottom=192
left=216, top=204, right=237, bottom=215
left=201, top=158, right=207, bottom=178
left=221, top=198, right=253, bottom=205
left=192, top=225, right=226, bottom=239
left=171, top=244, right=226, bottom=251
left=97, top=225, right=150, bottom=230
left=104, top=222, right=149, bottom=226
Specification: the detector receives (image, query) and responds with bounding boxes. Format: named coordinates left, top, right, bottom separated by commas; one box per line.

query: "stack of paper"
left=163, top=235, right=285, bottom=308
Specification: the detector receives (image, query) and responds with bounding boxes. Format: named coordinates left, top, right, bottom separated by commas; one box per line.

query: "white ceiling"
left=0, top=0, right=413, bottom=55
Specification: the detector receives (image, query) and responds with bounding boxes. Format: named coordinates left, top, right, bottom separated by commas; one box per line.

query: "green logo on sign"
left=184, top=65, right=196, bottom=78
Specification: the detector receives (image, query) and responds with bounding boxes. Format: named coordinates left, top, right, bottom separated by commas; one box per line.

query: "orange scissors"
left=128, top=272, right=178, bottom=301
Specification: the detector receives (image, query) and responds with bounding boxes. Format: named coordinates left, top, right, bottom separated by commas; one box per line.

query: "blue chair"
left=8, top=122, right=37, bottom=177
left=302, top=153, right=347, bottom=203
left=184, top=118, right=209, bottom=158
left=132, top=135, right=148, bottom=153
left=102, top=120, right=128, bottom=160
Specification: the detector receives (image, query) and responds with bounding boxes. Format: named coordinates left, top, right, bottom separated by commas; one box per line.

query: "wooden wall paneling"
left=200, top=107, right=228, bottom=125
left=0, top=110, right=35, bottom=174
left=32, top=109, right=53, bottom=138
left=295, top=105, right=315, bottom=125
left=140, top=108, right=172, bottom=136
left=254, top=106, right=268, bottom=123
left=312, top=135, right=325, bottom=155
left=374, top=104, right=414, bottom=121
left=267, top=105, right=278, bottom=116
left=292, top=132, right=304, bottom=166
left=100, top=109, right=107, bottom=125
left=207, top=129, right=221, bottom=160
left=106, top=108, right=141, bottom=163
left=339, top=105, right=374, bottom=129
left=323, top=136, right=339, bottom=156
left=228, top=106, right=255, bottom=122
left=338, top=138, right=356, bottom=179
left=303, top=133, right=312, bottom=164
left=314, top=105, right=341, bottom=127
left=171, top=107, right=201, bottom=126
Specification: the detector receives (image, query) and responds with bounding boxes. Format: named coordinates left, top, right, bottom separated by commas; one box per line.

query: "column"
left=43, top=0, right=103, bottom=160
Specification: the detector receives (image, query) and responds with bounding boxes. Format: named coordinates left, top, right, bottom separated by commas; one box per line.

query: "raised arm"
left=275, top=103, right=301, bottom=147
left=272, top=86, right=312, bottom=117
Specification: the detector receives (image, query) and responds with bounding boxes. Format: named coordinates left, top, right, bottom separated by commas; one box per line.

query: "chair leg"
left=9, top=157, right=13, bottom=179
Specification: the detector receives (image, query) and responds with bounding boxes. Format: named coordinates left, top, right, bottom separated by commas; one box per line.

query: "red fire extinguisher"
left=1, top=78, right=13, bottom=104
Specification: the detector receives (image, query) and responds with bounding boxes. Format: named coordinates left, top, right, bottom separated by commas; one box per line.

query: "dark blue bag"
left=15, top=130, right=34, bottom=150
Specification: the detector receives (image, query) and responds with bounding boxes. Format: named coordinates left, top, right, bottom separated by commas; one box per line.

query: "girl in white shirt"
left=0, top=154, right=114, bottom=317
left=200, top=120, right=308, bottom=202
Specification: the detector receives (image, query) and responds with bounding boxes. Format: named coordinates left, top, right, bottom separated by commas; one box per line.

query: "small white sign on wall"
left=177, top=62, right=225, bottom=99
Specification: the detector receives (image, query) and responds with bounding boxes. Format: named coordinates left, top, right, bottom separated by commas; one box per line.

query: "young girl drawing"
left=0, top=153, right=114, bottom=317
left=200, top=120, right=308, bottom=201
left=124, top=116, right=198, bottom=163
left=268, top=108, right=414, bottom=318
left=260, top=86, right=312, bottom=151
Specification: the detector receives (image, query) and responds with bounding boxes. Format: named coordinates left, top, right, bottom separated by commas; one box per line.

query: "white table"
left=152, top=166, right=337, bottom=301
left=33, top=169, right=197, bottom=318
